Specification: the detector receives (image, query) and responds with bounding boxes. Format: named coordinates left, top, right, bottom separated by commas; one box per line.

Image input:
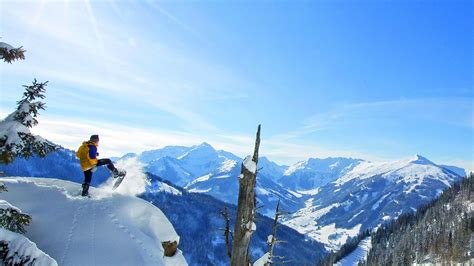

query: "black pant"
left=83, top=159, right=116, bottom=185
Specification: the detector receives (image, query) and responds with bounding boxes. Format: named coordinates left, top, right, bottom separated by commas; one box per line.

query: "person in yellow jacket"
left=76, top=135, right=124, bottom=196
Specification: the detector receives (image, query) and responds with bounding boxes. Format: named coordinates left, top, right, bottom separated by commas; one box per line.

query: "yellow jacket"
left=76, top=141, right=98, bottom=171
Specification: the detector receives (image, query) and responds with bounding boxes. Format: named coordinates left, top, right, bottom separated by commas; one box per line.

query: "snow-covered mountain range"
left=121, top=143, right=305, bottom=217
left=118, top=144, right=465, bottom=250
left=0, top=142, right=466, bottom=253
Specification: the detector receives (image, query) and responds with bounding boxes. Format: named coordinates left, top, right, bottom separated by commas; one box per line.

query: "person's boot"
left=112, top=168, right=125, bottom=179
left=81, top=183, right=90, bottom=197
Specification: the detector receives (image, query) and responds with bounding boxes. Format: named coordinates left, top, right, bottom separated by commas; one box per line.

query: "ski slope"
left=0, top=177, right=187, bottom=265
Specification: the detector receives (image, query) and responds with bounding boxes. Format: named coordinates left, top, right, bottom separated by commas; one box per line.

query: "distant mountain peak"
left=407, top=154, right=435, bottom=165
left=178, top=142, right=216, bottom=158
left=196, top=142, right=213, bottom=148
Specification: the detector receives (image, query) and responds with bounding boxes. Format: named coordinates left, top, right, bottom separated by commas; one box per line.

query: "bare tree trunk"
left=231, top=125, right=261, bottom=266
left=220, top=206, right=232, bottom=259
left=266, top=200, right=279, bottom=266
left=265, top=199, right=287, bottom=265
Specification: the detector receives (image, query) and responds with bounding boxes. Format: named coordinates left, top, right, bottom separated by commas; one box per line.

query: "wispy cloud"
left=143, top=0, right=205, bottom=43
left=1, top=0, right=250, bottom=133
left=271, top=97, right=473, bottom=142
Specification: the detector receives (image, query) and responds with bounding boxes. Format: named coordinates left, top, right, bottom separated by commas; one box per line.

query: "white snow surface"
left=315, top=223, right=362, bottom=251
left=267, top=235, right=274, bottom=244
left=188, top=187, right=212, bottom=193
left=0, top=227, right=57, bottom=266
left=283, top=160, right=306, bottom=176
left=219, top=159, right=237, bottom=173
left=287, top=189, right=303, bottom=198
left=296, top=188, right=321, bottom=196
left=188, top=174, right=211, bottom=186
left=329, top=161, right=340, bottom=169
left=154, top=182, right=182, bottom=195
left=243, top=155, right=257, bottom=174
left=246, top=221, right=257, bottom=231
left=283, top=203, right=340, bottom=232
left=372, top=193, right=391, bottom=210
left=0, top=199, right=21, bottom=212
left=336, top=236, right=372, bottom=266
left=256, top=187, right=271, bottom=195
left=0, top=177, right=187, bottom=265
left=348, top=210, right=364, bottom=223
left=253, top=252, right=270, bottom=266
left=0, top=42, right=15, bottom=51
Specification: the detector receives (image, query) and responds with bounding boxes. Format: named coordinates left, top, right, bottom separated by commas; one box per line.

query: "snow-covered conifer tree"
left=0, top=186, right=31, bottom=235
left=0, top=79, right=57, bottom=164
left=0, top=206, right=31, bottom=234
left=0, top=41, right=25, bottom=63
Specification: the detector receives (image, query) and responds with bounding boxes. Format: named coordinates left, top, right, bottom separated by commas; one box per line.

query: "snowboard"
left=112, top=169, right=127, bottom=190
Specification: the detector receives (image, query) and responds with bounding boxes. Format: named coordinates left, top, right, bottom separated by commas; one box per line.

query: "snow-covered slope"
left=0, top=177, right=187, bottom=265
left=335, top=236, right=372, bottom=266
left=282, top=155, right=463, bottom=250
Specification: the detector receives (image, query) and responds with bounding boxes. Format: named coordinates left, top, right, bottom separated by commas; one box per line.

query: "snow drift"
left=0, top=177, right=187, bottom=265
left=100, top=157, right=150, bottom=196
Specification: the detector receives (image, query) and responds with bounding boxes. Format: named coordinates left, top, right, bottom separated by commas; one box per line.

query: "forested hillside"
left=362, top=173, right=473, bottom=265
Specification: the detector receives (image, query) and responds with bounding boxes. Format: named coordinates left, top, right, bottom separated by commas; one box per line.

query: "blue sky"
left=0, top=0, right=472, bottom=170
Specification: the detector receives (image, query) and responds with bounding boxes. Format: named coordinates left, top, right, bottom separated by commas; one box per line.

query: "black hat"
left=90, top=135, right=99, bottom=141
